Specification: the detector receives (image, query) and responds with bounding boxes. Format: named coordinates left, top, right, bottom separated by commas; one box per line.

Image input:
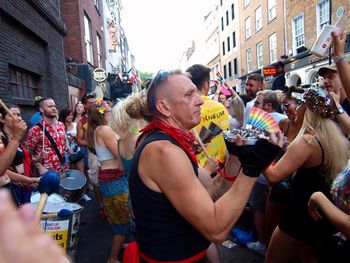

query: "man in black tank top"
left=125, top=70, right=277, bottom=262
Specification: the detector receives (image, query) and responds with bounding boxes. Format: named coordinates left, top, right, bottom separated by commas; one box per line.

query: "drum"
left=31, top=201, right=83, bottom=262
left=59, top=169, right=87, bottom=203
left=31, top=192, right=65, bottom=204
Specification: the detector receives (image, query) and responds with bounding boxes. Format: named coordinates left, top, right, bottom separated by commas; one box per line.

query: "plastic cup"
left=311, top=25, right=341, bottom=57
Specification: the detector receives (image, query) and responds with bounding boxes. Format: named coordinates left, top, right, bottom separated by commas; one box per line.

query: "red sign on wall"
left=263, top=67, right=277, bottom=76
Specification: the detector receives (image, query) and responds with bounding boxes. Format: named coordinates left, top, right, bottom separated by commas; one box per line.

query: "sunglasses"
left=254, top=100, right=262, bottom=106
left=281, top=103, right=291, bottom=111
left=149, top=70, right=172, bottom=112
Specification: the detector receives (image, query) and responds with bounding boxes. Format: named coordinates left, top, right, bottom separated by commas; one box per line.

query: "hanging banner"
left=108, top=23, right=118, bottom=52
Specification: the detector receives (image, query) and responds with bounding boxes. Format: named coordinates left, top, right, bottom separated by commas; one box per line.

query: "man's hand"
left=204, top=158, right=219, bottom=174
left=224, top=134, right=284, bottom=177
left=332, top=30, right=346, bottom=57
left=32, top=151, right=44, bottom=163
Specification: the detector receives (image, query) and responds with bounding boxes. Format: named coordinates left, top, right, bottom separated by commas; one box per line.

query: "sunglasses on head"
left=149, top=70, right=172, bottom=112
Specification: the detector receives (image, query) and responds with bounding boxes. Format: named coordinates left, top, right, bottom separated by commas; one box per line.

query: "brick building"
left=284, top=0, right=350, bottom=87
left=0, top=0, right=68, bottom=121
left=61, top=0, right=108, bottom=104
left=237, top=0, right=286, bottom=88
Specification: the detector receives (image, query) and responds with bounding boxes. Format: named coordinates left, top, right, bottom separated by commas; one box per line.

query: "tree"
left=139, top=71, right=153, bottom=82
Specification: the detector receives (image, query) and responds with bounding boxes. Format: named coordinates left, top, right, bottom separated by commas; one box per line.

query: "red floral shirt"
left=26, top=120, right=69, bottom=173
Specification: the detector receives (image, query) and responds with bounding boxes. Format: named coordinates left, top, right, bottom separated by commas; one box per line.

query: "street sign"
left=93, top=68, right=107, bottom=82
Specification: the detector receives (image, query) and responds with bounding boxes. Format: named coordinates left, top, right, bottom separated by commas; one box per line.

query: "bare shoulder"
left=142, top=139, right=184, bottom=160
left=96, top=125, right=113, bottom=136
left=97, top=125, right=112, bottom=132
left=288, top=134, right=316, bottom=154
left=300, top=134, right=319, bottom=146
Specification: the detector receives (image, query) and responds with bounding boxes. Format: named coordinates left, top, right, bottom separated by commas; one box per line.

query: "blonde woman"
left=227, top=96, right=245, bottom=129
left=110, top=92, right=146, bottom=179
left=87, top=99, right=129, bottom=263
left=226, top=87, right=349, bottom=262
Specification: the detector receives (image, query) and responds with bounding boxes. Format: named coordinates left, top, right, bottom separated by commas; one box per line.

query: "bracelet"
left=219, top=167, right=237, bottom=183
left=333, top=55, right=346, bottom=63
left=10, top=135, right=22, bottom=142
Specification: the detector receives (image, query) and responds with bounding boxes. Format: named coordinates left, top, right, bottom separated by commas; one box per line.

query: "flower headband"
left=94, top=98, right=108, bottom=114
left=303, top=86, right=336, bottom=119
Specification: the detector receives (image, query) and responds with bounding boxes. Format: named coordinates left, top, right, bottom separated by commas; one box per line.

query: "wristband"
left=219, top=167, right=237, bottom=183
left=336, top=106, right=345, bottom=114
left=333, top=55, right=346, bottom=63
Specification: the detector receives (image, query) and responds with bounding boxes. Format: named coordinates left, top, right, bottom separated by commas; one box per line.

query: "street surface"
left=76, top=191, right=264, bottom=263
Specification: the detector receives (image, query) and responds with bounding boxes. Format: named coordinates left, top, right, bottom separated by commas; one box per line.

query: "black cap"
left=81, top=92, right=95, bottom=104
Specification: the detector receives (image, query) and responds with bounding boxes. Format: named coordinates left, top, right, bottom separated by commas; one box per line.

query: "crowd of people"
left=0, top=30, right=350, bottom=263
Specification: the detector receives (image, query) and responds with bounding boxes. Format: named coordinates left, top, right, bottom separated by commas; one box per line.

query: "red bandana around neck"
left=140, top=120, right=198, bottom=167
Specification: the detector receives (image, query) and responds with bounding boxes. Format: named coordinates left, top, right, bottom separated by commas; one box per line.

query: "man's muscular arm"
left=75, top=120, right=87, bottom=147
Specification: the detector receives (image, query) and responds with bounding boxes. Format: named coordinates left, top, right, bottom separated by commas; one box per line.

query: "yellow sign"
left=50, top=230, right=69, bottom=250
left=41, top=220, right=69, bottom=251
left=194, top=96, right=229, bottom=167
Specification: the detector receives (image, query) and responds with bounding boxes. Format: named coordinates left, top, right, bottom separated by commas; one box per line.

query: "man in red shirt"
left=26, top=98, right=69, bottom=174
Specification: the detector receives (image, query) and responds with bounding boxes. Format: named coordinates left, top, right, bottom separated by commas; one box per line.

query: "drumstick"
left=0, top=98, right=17, bottom=120
left=35, top=170, right=60, bottom=219
left=192, top=129, right=210, bottom=158
left=41, top=209, right=72, bottom=219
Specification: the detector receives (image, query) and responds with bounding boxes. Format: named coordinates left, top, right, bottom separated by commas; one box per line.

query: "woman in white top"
left=58, top=109, right=84, bottom=173
left=87, top=98, right=129, bottom=263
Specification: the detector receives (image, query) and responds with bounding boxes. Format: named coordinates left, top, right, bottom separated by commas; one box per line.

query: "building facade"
left=61, top=0, right=108, bottom=103
left=0, top=0, right=68, bottom=120
left=218, top=0, right=241, bottom=90
left=284, top=0, right=350, bottom=87
left=237, top=0, right=286, bottom=89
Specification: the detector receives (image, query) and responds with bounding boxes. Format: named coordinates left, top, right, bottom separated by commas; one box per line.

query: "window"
left=97, top=33, right=102, bottom=67
left=227, top=36, right=231, bottom=52
left=221, top=17, right=224, bottom=31
left=93, top=0, right=99, bottom=9
left=226, top=11, right=229, bottom=26
left=232, top=31, right=236, bottom=48
left=220, top=0, right=223, bottom=6
left=222, top=41, right=226, bottom=56
left=244, top=0, right=250, bottom=8
left=9, top=66, right=38, bottom=100
left=269, top=33, right=277, bottom=63
left=317, top=0, right=330, bottom=33
left=245, top=17, right=251, bottom=39
left=231, top=4, right=235, bottom=20
left=255, top=6, right=262, bottom=31
left=233, top=58, right=238, bottom=77
left=246, top=49, right=252, bottom=73
left=84, top=14, right=93, bottom=64
left=224, top=64, right=227, bottom=79
left=292, top=14, right=305, bottom=53
left=268, top=0, right=276, bottom=21
left=228, top=61, right=232, bottom=78
left=256, top=42, right=263, bottom=69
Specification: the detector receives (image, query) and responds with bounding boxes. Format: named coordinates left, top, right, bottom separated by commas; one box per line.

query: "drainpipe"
left=329, top=0, right=332, bottom=65
left=283, top=0, right=288, bottom=56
